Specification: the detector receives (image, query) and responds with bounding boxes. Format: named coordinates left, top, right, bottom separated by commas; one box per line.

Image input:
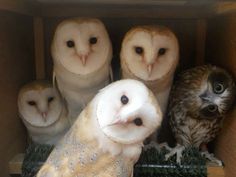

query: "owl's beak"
left=109, top=118, right=128, bottom=126
left=41, top=112, right=47, bottom=122
left=199, top=92, right=212, bottom=102
left=147, top=64, right=153, bottom=76
left=80, top=55, right=88, bottom=66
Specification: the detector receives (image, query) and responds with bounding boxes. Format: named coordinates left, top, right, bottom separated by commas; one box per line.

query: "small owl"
left=18, top=80, right=70, bottom=145
left=120, top=25, right=179, bottom=115
left=165, top=65, right=235, bottom=165
left=52, top=18, right=113, bottom=123
left=37, top=79, right=162, bottom=177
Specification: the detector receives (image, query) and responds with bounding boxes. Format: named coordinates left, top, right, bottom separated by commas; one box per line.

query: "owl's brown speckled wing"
left=169, top=65, right=235, bottom=147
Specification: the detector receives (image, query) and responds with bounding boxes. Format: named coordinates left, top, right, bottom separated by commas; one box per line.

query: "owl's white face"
left=52, top=18, right=112, bottom=75
left=96, top=79, right=162, bottom=144
left=18, top=82, right=62, bottom=127
left=121, top=26, right=179, bottom=81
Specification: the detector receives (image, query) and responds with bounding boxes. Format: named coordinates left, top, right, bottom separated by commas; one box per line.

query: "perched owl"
left=18, top=80, right=70, bottom=145
left=120, top=25, right=179, bottom=115
left=37, top=79, right=162, bottom=177
left=51, top=18, right=113, bottom=123
left=165, top=65, right=235, bottom=165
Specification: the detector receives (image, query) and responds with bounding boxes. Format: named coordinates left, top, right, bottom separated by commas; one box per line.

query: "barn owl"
left=120, top=25, right=179, bottom=115
left=37, top=79, right=162, bottom=177
left=51, top=18, right=113, bottom=123
left=18, top=80, right=70, bottom=145
left=164, top=65, right=235, bottom=165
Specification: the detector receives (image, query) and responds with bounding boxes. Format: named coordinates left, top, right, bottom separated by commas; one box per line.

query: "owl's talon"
left=143, top=141, right=161, bottom=151
left=159, top=142, right=172, bottom=151
left=164, top=144, right=185, bottom=164
left=201, top=151, right=223, bottom=166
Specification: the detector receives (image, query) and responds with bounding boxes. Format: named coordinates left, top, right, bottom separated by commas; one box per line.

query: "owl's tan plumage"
left=37, top=79, right=162, bottom=177
left=18, top=80, right=70, bottom=145
left=120, top=26, right=179, bottom=114
left=52, top=18, right=113, bottom=123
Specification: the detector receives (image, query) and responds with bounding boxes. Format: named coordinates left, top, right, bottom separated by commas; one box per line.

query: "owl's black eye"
left=28, top=101, right=36, bottom=106
left=134, top=46, right=143, bottom=55
left=213, top=82, right=225, bottom=94
left=158, top=48, right=166, bottom=56
left=121, top=95, right=129, bottom=105
left=66, top=40, right=75, bottom=48
left=133, top=118, right=143, bottom=126
left=207, top=104, right=218, bottom=113
left=89, top=37, right=97, bottom=44
left=48, top=97, right=54, bottom=103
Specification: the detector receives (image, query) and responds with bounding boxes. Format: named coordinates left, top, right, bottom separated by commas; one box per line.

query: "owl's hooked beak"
left=108, top=118, right=128, bottom=126
left=199, top=91, right=213, bottom=102
left=80, top=54, right=88, bottom=66
left=147, top=64, right=153, bottom=76
left=41, top=112, right=48, bottom=122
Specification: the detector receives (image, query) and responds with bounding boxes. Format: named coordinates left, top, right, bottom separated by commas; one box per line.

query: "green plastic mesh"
left=21, top=142, right=54, bottom=177
left=134, top=146, right=207, bottom=177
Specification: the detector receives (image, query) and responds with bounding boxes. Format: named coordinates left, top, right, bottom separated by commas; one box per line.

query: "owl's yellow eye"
left=28, top=101, right=36, bottom=106
left=133, top=117, right=143, bottom=126
left=89, top=37, right=97, bottom=44
left=158, top=48, right=166, bottom=56
left=66, top=40, right=75, bottom=48
left=207, top=104, right=218, bottom=113
left=134, top=46, right=143, bottom=55
left=213, top=82, right=225, bottom=94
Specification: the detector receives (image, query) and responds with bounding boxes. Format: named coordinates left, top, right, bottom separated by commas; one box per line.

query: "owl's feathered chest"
left=121, top=59, right=173, bottom=94
left=171, top=115, right=222, bottom=147
left=54, top=62, right=110, bottom=91
left=37, top=108, right=134, bottom=177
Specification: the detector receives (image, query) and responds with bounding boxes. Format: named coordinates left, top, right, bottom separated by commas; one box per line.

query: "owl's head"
left=96, top=79, right=162, bottom=144
left=51, top=18, right=112, bottom=75
left=18, top=81, right=63, bottom=127
left=199, top=66, right=235, bottom=119
left=121, top=26, right=179, bottom=81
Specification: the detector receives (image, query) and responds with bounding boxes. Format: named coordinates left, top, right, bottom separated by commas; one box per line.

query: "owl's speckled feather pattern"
left=37, top=79, right=162, bottom=177
left=169, top=65, right=235, bottom=147
left=37, top=108, right=134, bottom=177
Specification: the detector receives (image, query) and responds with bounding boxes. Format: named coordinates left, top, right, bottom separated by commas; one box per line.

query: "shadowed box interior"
left=0, top=0, right=236, bottom=177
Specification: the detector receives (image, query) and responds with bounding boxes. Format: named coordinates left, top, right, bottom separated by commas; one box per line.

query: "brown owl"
left=165, top=65, right=235, bottom=165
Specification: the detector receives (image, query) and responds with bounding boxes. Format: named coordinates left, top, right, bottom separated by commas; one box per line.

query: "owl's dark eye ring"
left=207, top=105, right=218, bottom=113
left=158, top=48, right=166, bottom=56
left=66, top=40, right=75, bottom=48
left=133, top=118, right=143, bottom=126
left=121, top=95, right=129, bottom=105
left=48, top=97, right=54, bottom=103
left=134, top=46, right=143, bottom=55
left=89, top=37, right=97, bottom=44
left=28, top=101, right=36, bottom=106
left=213, top=82, right=225, bottom=94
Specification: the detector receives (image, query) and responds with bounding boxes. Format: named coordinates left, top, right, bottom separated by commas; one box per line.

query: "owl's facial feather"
left=96, top=79, right=162, bottom=144
left=18, top=82, right=63, bottom=127
left=52, top=18, right=112, bottom=75
left=121, top=26, right=179, bottom=81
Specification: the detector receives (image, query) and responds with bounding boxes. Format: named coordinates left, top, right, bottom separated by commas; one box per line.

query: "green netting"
left=21, top=142, right=54, bottom=177
left=134, top=146, right=207, bottom=177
